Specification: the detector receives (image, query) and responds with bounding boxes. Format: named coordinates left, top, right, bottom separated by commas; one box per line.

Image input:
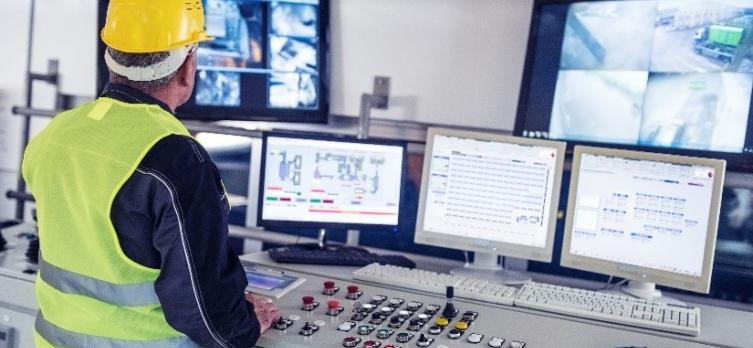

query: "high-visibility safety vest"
left=23, top=97, right=199, bottom=347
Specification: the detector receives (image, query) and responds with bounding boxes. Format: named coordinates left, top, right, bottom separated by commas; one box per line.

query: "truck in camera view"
left=694, top=24, right=745, bottom=62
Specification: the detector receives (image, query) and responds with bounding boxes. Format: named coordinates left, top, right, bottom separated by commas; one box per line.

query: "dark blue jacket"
left=103, top=84, right=261, bottom=347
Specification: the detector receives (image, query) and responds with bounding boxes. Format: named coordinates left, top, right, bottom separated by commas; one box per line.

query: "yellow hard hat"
left=101, top=0, right=213, bottom=53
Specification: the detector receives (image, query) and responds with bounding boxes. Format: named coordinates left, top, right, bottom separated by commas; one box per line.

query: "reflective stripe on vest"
left=39, top=257, right=159, bottom=307
left=35, top=312, right=200, bottom=348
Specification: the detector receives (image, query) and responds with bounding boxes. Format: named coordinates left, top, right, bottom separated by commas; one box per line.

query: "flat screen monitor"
left=515, top=0, right=753, bottom=171
left=257, top=132, right=406, bottom=230
left=97, top=0, right=329, bottom=123
left=415, top=128, right=567, bottom=264
left=561, top=146, right=726, bottom=294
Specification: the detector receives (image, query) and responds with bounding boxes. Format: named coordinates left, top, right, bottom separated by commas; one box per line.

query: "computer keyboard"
left=353, top=263, right=518, bottom=306
left=514, top=282, right=700, bottom=336
left=352, top=264, right=701, bottom=336
left=269, top=245, right=416, bottom=268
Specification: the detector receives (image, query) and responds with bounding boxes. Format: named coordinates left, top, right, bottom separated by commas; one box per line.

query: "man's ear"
left=178, top=53, right=196, bottom=87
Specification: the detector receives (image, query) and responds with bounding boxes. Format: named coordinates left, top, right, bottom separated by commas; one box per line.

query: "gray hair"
left=107, top=47, right=180, bottom=92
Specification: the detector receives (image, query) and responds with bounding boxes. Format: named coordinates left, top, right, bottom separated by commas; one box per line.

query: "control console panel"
left=246, top=262, right=719, bottom=348
left=249, top=264, right=530, bottom=348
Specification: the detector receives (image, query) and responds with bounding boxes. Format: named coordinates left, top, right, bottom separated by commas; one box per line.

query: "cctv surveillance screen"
left=96, top=0, right=328, bottom=122
left=516, top=0, right=753, bottom=164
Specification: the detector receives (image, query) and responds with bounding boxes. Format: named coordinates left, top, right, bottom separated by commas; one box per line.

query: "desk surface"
left=241, top=251, right=753, bottom=348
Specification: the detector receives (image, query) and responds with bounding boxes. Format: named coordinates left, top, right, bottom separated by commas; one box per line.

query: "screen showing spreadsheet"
left=421, top=134, right=561, bottom=248
left=569, top=153, right=717, bottom=277
left=259, top=135, right=405, bottom=227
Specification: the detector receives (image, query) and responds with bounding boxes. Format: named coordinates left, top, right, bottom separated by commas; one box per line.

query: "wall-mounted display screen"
left=516, top=0, right=753, bottom=170
left=97, top=0, right=329, bottom=123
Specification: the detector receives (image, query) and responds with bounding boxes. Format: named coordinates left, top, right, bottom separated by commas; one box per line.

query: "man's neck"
left=149, top=89, right=182, bottom=113
left=101, top=84, right=175, bottom=115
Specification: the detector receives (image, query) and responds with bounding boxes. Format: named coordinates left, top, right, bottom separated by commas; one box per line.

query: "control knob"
left=299, top=322, right=316, bottom=336
left=408, top=319, right=421, bottom=331
left=370, top=295, right=387, bottom=304
left=435, top=317, right=449, bottom=327
left=301, top=296, right=317, bottom=311
left=342, top=336, right=360, bottom=347
left=370, top=312, right=385, bottom=324
left=406, top=301, right=422, bottom=311
left=462, top=311, right=479, bottom=322
left=395, top=332, right=413, bottom=343
left=467, top=333, right=484, bottom=344
left=327, top=300, right=342, bottom=316
left=357, top=324, right=374, bottom=335
left=488, top=337, right=505, bottom=348
left=447, top=328, right=462, bottom=339
left=388, top=298, right=404, bottom=307
left=388, top=316, right=402, bottom=328
left=424, top=305, right=441, bottom=315
left=376, top=328, right=394, bottom=339
left=427, top=325, right=442, bottom=335
left=346, top=285, right=361, bottom=300
left=417, top=333, right=434, bottom=347
left=442, top=286, right=457, bottom=318
left=323, top=281, right=338, bottom=295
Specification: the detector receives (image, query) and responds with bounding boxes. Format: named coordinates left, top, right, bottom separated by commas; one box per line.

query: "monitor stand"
left=288, top=229, right=367, bottom=253
left=449, top=252, right=531, bottom=285
left=605, top=280, right=687, bottom=306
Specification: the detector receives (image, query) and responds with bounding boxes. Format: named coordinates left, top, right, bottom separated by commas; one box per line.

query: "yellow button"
left=455, top=321, right=469, bottom=330
left=435, top=317, right=449, bottom=327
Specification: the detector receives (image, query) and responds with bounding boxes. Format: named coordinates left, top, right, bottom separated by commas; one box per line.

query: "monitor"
left=561, top=146, right=726, bottom=299
left=194, top=133, right=263, bottom=228
left=97, top=0, right=329, bottom=123
left=514, top=0, right=753, bottom=171
left=415, top=128, right=566, bottom=283
left=257, top=132, right=406, bottom=231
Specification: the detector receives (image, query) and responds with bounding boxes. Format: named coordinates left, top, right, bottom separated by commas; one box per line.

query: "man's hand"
left=245, top=293, right=282, bottom=334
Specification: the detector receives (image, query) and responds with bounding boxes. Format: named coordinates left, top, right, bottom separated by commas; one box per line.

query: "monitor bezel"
left=513, top=0, right=753, bottom=172
left=96, top=0, right=330, bottom=123
left=414, top=127, right=567, bottom=263
left=256, top=131, right=408, bottom=231
left=561, top=145, right=726, bottom=294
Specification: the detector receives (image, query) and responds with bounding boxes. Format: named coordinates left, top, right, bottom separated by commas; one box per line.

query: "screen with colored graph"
left=258, top=133, right=405, bottom=228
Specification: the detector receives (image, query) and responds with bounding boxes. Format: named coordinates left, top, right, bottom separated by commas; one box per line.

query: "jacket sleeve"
left=141, top=135, right=261, bottom=347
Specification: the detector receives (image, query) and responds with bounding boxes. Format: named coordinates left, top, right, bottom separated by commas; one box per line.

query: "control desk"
left=2, top=223, right=753, bottom=348
left=241, top=252, right=753, bottom=348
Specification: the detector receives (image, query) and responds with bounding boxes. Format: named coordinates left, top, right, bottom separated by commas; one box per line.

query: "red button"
left=347, top=285, right=359, bottom=293
left=302, top=296, right=315, bottom=305
left=384, top=345, right=395, bottom=348
left=364, top=340, right=378, bottom=348
left=324, top=281, right=335, bottom=289
left=328, top=300, right=340, bottom=309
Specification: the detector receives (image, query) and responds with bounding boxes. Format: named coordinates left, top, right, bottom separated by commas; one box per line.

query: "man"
left=22, top=1, right=280, bottom=346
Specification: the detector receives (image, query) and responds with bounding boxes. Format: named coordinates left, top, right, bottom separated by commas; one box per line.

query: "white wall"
left=0, top=1, right=32, bottom=220
left=0, top=0, right=534, bottom=220
left=330, top=0, right=533, bottom=130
